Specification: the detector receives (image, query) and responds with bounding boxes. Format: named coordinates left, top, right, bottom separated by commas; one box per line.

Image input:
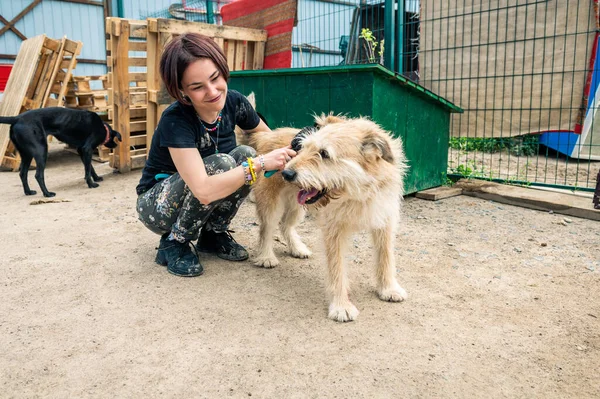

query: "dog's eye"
left=319, top=149, right=329, bottom=159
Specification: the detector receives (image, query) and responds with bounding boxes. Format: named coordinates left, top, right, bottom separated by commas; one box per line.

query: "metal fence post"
left=384, top=0, right=395, bottom=71
left=396, top=0, right=404, bottom=74
left=206, top=0, right=214, bottom=24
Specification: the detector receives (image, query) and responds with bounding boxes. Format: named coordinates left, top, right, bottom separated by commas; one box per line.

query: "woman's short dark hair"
left=160, top=32, right=230, bottom=105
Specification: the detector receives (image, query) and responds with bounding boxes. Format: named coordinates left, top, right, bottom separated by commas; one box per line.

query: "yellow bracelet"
left=247, top=157, right=257, bottom=185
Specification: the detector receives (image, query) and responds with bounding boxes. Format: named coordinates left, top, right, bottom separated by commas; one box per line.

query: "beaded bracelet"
left=241, top=161, right=254, bottom=185
left=258, top=155, right=265, bottom=171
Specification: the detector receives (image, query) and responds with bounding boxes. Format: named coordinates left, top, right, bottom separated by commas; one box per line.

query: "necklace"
left=198, top=111, right=223, bottom=153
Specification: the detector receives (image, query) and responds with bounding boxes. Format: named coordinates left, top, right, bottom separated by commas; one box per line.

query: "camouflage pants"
left=136, top=145, right=256, bottom=242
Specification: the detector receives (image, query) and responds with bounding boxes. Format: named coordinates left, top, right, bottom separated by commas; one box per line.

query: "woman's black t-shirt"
left=136, top=90, right=260, bottom=195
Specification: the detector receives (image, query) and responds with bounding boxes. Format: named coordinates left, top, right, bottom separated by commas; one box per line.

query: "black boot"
left=197, top=229, right=249, bottom=261
left=156, top=235, right=203, bottom=277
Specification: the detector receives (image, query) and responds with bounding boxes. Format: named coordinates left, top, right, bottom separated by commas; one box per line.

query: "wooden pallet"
left=105, top=17, right=149, bottom=173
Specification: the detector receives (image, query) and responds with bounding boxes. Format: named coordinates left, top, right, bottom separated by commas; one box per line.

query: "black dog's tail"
left=0, top=116, right=19, bottom=125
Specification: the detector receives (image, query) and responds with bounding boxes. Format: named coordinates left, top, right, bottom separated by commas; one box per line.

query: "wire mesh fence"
left=419, top=0, right=599, bottom=191
left=294, top=0, right=600, bottom=191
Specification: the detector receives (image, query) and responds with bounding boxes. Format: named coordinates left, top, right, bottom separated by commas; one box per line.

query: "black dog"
left=0, top=107, right=121, bottom=197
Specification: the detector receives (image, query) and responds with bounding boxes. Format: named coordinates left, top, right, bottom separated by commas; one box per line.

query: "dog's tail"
left=0, top=116, right=19, bottom=125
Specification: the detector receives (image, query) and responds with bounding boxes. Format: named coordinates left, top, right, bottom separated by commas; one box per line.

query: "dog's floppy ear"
left=113, top=130, right=123, bottom=142
left=362, top=132, right=395, bottom=163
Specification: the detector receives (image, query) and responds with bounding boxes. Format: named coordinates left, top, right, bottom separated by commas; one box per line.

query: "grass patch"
left=449, top=136, right=539, bottom=156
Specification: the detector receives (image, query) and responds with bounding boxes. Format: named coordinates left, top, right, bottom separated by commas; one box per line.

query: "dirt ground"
left=1, top=143, right=599, bottom=398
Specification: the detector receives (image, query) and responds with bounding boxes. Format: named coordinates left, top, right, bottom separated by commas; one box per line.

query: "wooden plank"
left=128, top=72, right=147, bottom=82
left=62, top=40, right=79, bottom=54
left=73, top=74, right=107, bottom=82
left=128, top=57, right=146, bottom=67
left=128, top=42, right=147, bottom=52
left=415, top=186, right=463, bottom=201
left=245, top=42, right=255, bottom=71
left=0, top=35, right=47, bottom=168
left=128, top=21, right=148, bottom=38
left=214, top=37, right=224, bottom=50
left=112, top=20, right=132, bottom=173
left=42, top=37, right=61, bottom=52
left=131, top=154, right=147, bottom=170
left=130, top=120, right=146, bottom=133
left=234, top=41, right=244, bottom=71
left=146, top=103, right=168, bottom=151
left=130, top=134, right=147, bottom=146
left=146, top=24, right=160, bottom=146
left=253, top=42, right=265, bottom=70
left=153, top=18, right=267, bottom=42
left=30, top=49, right=58, bottom=108
left=226, top=41, right=235, bottom=71
left=454, top=179, right=600, bottom=221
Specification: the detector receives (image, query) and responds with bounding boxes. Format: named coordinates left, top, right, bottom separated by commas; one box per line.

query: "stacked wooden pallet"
left=0, top=35, right=82, bottom=170
left=105, top=17, right=150, bottom=172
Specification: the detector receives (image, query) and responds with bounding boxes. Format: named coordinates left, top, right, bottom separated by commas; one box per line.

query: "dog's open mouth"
left=297, top=188, right=327, bottom=205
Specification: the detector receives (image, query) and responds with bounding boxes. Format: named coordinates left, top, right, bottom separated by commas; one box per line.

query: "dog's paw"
left=378, top=284, right=407, bottom=302
left=328, top=302, right=359, bottom=322
left=290, top=245, right=311, bottom=259
left=93, top=176, right=104, bottom=182
left=25, top=190, right=37, bottom=196
left=88, top=182, right=100, bottom=188
left=44, top=191, right=56, bottom=198
left=254, top=257, right=280, bottom=268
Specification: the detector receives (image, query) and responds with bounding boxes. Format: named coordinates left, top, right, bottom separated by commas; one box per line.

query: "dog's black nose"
left=282, top=169, right=297, bottom=182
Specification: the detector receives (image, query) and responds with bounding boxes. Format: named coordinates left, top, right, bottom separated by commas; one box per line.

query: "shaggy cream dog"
left=245, top=114, right=408, bottom=322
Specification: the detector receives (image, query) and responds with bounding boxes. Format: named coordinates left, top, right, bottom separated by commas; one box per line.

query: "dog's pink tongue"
left=297, top=188, right=318, bottom=205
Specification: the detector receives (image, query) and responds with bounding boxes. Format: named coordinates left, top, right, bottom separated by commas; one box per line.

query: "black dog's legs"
left=32, top=146, right=55, bottom=197
left=91, top=166, right=103, bottom=182
left=77, top=147, right=100, bottom=188
left=18, top=153, right=36, bottom=196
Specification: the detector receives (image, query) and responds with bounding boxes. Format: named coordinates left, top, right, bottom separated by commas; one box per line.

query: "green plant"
left=449, top=136, right=540, bottom=156
left=359, top=28, right=384, bottom=64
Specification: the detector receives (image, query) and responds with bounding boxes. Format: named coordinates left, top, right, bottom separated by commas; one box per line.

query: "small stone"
left=563, top=218, right=573, bottom=224
left=549, top=210, right=554, bottom=214
left=514, top=247, right=522, bottom=253
left=577, top=345, right=587, bottom=351
left=541, top=242, right=547, bottom=247
left=560, top=220, right=568, bottom=226
left=448, top=242, right=455, bottom=246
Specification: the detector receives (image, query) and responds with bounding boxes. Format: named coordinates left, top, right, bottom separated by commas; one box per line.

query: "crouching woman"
left=136, top=32, right=295, bottom=277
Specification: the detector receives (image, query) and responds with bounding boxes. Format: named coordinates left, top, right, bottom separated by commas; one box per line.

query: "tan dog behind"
left=249, top=114, right=409, bottom=322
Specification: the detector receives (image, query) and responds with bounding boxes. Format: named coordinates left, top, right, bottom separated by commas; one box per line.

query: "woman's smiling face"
left=180, top=58, right=227, bottom=120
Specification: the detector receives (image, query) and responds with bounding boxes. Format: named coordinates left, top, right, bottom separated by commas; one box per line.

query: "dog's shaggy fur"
left=246, top=114, right=409, bottom=322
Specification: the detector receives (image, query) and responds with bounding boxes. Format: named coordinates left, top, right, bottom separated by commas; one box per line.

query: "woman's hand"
left=260, top=146, right=296, bottom=171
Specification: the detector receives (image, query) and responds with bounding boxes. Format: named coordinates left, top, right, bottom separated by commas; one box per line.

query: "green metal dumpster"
left=229, top=64, right=462, bottom=194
